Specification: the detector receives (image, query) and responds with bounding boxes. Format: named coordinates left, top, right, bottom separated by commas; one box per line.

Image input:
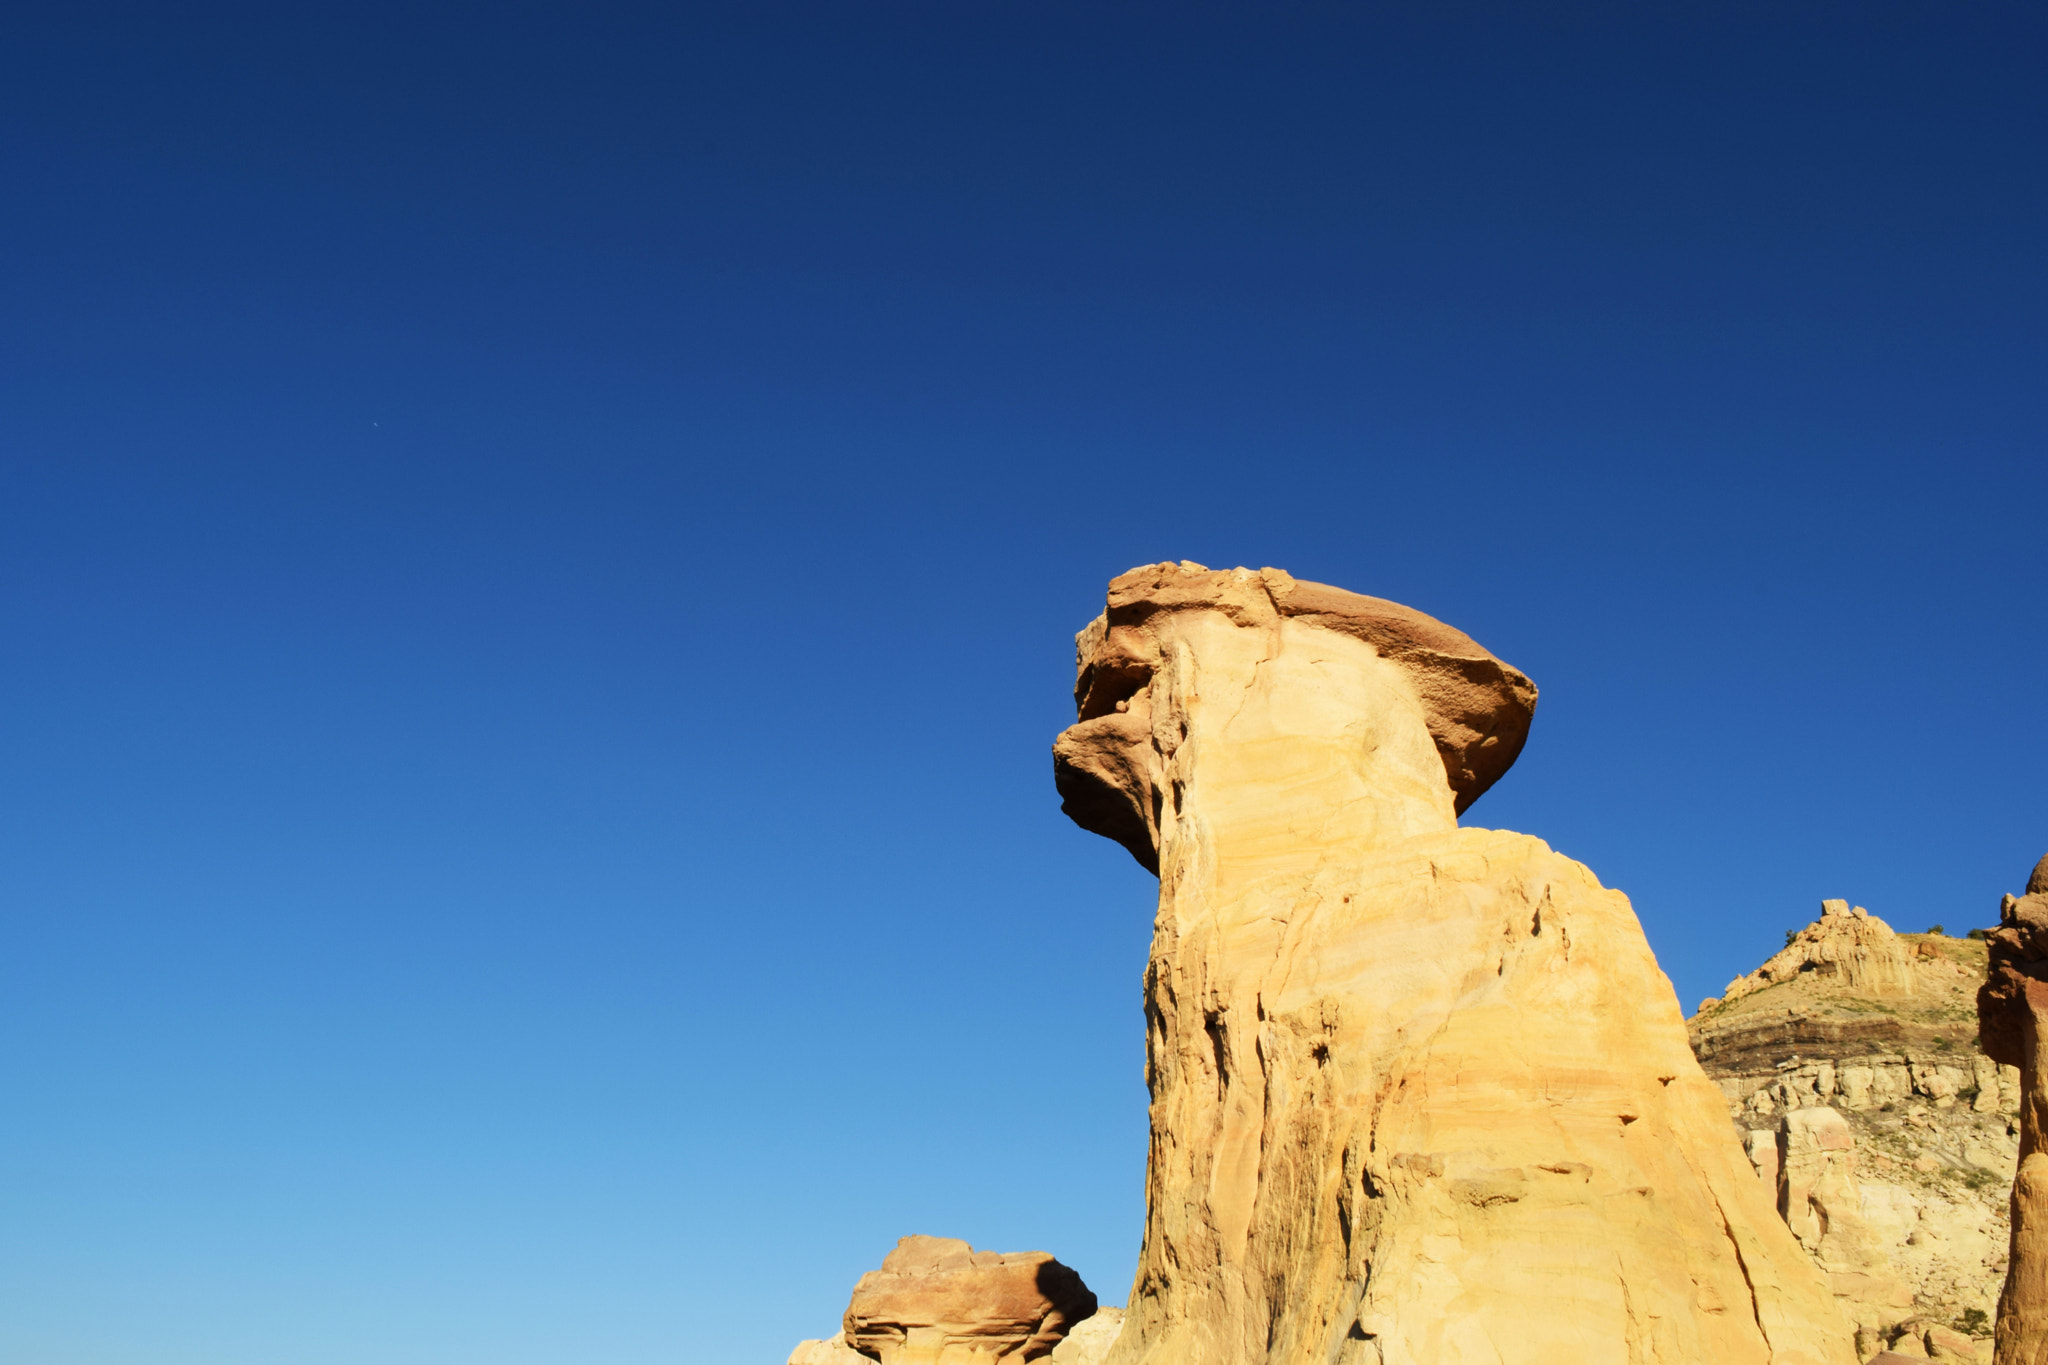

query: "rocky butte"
left=1691, top=899, right=2016, bottom=1361
left=1049, top=562, right=1855, bottom=1365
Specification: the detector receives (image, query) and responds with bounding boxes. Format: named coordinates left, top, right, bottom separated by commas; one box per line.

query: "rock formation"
left=1862, top=1318, right=1993, bottom=1361
left=1052, top=562, right=1854, bottom=1365
left=1691, top=899, right=2016, bottom=1360
left=1047, top=1307, right=1124, bottom=1364
left=836, top=1235, right=1097, bottom=1365
left=1721, top=900, right=1920, bottom=1003
left=1978, top=855, right=2048, bottom=1365
left=791, top=1303, right=1124, bottom=1365
left=790, top=1334, right=874, bottom=1365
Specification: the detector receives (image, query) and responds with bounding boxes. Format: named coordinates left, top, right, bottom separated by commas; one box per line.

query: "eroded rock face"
left=1780, top=1106, right=1917, bottom=1326
left=1978, top=855, right=2048, bottom=1365
left=1053, top=562, right=1853, bottom=1365
left=1722, top=900, right=1919, bottom=1003
left=1046, top=1307, right=1123, bottom=1365
left=1690, top=901, right=2013, bottom=1350
left=1053, top=563, right=1536, bottom=873
left=841, top=1235, right=1097, bottom=1365
left=790, top=1334, right=873, bottom=1365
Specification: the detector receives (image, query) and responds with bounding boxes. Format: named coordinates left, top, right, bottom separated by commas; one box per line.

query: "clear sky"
left=3, top=5, right=2044, bottom=1362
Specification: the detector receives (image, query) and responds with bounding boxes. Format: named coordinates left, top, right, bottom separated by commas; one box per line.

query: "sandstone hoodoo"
left=833, top=1235, right=1098, bottom=1365
left=1979, top=854, right=2048, bottom=1365
left=1053, top=562, right=1854, bottom=1365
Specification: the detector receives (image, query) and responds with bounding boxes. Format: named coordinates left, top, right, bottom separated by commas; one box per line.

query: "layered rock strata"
left=1052, top=562, right=1853, bottom=1365
left=838, top=1235, right=1097, bottom=1365
left=792, top=1308, right=1126, bottom=1365
left=1978, top=855, right=2048, bottom=1365
left=1691, top=901, right=2016, bottom=1359
left=1722, top=900, right=1920, bottom=1003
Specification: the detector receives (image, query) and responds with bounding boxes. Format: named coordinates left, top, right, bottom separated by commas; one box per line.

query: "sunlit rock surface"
left=1056, top=562, right=1852, bottom=1365
left=838, top=1235, right=1096, bottom=1365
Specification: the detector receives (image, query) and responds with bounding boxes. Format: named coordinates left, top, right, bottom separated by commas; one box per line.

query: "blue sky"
left=3, top=5, right=2045, bottom=1361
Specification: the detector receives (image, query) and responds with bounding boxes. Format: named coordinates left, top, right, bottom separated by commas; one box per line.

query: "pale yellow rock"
left=789, top=1333, right=873, bottom=1365
left=1690, top=905, right=2015, bottom=1342
left=1779, top=1106, right=1916, bottom=1324
left=1047, top=1307, right=1124, bottom=1365
left=1053, top=564, right=1854, bottom=1365
left=1723, top=902, right=1918, bottom=1004
left=1749, top=1127, right=1785, bottom=1189
left=1924, top=1322, right=1982, bottom=1361
left=1875, top=1320, right=1994, bottom=1364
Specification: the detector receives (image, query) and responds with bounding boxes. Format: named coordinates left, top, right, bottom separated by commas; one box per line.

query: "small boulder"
left=842, top=1235, right=1097, bottom=1365
left=1920, top=1323, right=1979, bottom=1362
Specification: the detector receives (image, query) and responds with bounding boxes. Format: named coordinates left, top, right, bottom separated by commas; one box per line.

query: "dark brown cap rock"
left=1977, top=851, right=2048, bottom=1069
left=1055, top=563, right=1537, bottom=871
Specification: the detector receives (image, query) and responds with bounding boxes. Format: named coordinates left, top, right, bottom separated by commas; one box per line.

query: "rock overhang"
left=1053, top=561, right=1538, bottom=872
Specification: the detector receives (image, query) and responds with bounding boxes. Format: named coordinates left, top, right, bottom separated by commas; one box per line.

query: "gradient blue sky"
left=3, top=5, right=2045, bottom=1362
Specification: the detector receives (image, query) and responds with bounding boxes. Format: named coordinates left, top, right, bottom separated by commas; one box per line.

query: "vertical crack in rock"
left=1711, top=1187, right=1769, bottom=1343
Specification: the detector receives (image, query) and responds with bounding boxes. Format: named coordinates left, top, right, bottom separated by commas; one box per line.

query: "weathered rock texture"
left=790, top=1333, right=874, bottom=1365
left=1053, top=565, right=1536, bottom=875
left=1691, top=901, right=2015, bottom=1361
left=1863, top=1319, right=1995, bottom=1361
left=1053, top=562, right=1854, bottom=1365
left=1047, top=1307, right=1124, bottom=1365
left=840, top=1235, right=1097, bottom=1365
left=1978, top=855, right=2048, bottom=1365
left=1722, top=900, right=1921, bottom=1003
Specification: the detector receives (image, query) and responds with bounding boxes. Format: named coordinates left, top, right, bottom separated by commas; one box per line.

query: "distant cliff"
left=1690, top=901, right=2015, bottom=1362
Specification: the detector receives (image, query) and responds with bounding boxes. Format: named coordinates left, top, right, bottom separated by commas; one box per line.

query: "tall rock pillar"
left=1978, top=853, right=2048, bottom=1365
left=1052, top=563, right=1853, bottom=1365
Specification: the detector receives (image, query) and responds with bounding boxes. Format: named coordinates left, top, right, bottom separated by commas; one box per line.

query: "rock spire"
left=1978, top=853, right=2048, bottom=1365
left=1053, top=562, right=1854, bottom=1365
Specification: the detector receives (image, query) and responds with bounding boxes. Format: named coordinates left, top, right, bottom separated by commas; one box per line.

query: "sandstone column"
left=1052, top=563, right=1853, bottom=1365
left=1978, top=853, right=2048, bottom=1365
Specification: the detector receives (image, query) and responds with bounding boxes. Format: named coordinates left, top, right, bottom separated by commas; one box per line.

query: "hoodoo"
left=1978, top=853, right=2048, bottom=1365
left=842, top=1236, right=1097, bottom=1365
left=1052, top=563, right=1854, bottom=1365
